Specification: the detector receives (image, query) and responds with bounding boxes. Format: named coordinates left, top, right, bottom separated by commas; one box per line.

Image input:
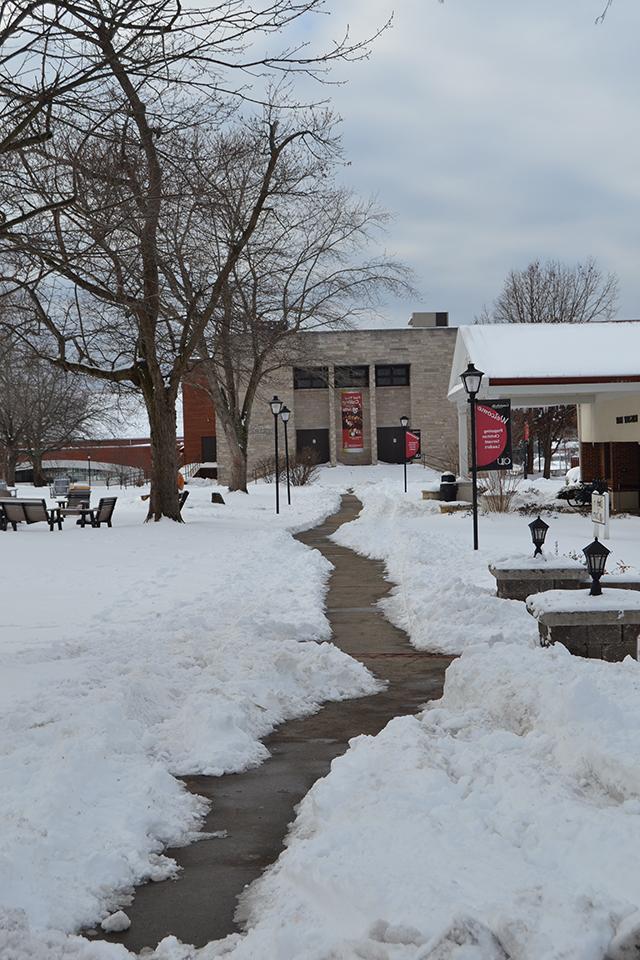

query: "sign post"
left=592, top=491, right=610, bottom=540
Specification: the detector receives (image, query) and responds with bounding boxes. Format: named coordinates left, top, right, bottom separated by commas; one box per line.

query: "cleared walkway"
left=98, top=493, right=451, bottom=951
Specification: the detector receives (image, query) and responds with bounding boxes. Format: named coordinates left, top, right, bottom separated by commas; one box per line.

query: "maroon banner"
left=475, top=399, right=512, bottom=471
left=405, top=430, right=421, bottom=459
left=341, top=391, right=364, bottom=450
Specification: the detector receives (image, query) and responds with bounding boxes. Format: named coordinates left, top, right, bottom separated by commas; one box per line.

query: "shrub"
left=480, top=471, right=521, bottom=513
left=253, top=447, right=320, bottom=486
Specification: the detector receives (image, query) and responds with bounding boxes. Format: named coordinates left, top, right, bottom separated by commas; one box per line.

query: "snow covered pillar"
left=458, top=403, right=469, bottom=478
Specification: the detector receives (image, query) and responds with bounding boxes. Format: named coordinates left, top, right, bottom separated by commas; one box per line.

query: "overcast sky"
left=294, top=0, right=640, bottom=327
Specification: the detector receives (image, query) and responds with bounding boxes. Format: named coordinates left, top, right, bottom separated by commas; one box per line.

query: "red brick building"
left=182, top=374, right=216, bottom=466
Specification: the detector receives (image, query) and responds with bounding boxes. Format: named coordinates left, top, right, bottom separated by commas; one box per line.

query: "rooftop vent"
left=409, top=311, right=449, bottom=328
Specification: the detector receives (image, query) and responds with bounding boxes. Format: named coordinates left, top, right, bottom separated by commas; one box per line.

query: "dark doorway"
left=296, top=429, right=330, bottom=463
left=201, top=436, right=217, bottom=463
left=377, top=426, right=404, bottom=464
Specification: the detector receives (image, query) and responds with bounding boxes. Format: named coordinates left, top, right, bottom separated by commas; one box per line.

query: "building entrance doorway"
left=296, top=429, right=330, bottom=463
left=377, top=426, right=405, bottom=464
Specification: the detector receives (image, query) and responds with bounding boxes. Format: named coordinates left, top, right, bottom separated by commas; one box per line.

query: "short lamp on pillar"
left=459, top=362, right=484, bottom=550
left=269, top=395, right=283, bottom=514
left=400, top=415, right=409, bottom=493
left=87, top=455, right=92, bottom=487
left=583, top=538, right=610, bottom=596
left=528, top=515, right=549, bottom=557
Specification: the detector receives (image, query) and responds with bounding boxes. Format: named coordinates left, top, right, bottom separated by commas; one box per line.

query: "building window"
left=375, top=364, right=410, bottom=387
left=293, top=366, right=329, bottom=389
left=334, top=365, right=370, bottom=388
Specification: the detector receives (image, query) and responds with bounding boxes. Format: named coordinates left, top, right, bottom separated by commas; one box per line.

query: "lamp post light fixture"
left=280, top=405, right=292, bottom=506
left=528, top=515, right=549, bottom=557
left=400, top=414, right=409, bottom=493
left=459, top=361, right=485, bottom=551
left=583, top=537, right=611, bottom=596
left=269, top=395, right=283, bottom=514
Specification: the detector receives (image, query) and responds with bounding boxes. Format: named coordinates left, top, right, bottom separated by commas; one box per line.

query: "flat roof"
left=448, top=321, right=640, bottom=400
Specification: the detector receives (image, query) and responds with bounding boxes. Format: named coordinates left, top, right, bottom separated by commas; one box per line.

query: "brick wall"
left=182, top=375, right=216, bottom=465
left=580, top=442, right=602, bottom=482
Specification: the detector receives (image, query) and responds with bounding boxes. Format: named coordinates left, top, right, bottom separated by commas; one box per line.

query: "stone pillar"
left=328, top=365, right=337, bottom=466
left=369, top=364, right=378, bottom=464
left=457, top=403, right=469, bottom=478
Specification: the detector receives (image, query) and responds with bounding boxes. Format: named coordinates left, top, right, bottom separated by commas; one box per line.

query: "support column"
left=328, top=365, right=337, bottom=466
left=458, top=403, right=469, bottom=478
left=369, top=364, right=378, bottom=464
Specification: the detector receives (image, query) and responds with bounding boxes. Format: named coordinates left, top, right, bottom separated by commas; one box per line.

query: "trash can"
left=440, top=472, right=458, bottom=502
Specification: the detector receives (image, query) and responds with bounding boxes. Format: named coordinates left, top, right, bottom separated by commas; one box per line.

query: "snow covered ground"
left=0, top=479, right=378, bottom=956
left=6, top=464, right=640, bottom=960
left=194, top=468, right=640, bottom=960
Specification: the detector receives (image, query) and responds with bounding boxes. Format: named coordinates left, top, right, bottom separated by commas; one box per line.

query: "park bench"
left=0, top=498, right=63, bottom=532
left=60, top=488, right=91, bottom=517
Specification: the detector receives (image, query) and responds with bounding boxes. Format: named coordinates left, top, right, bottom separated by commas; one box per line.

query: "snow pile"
left=215, top=643, right=640, bottom=960
left=332, top=479, right=537, bottom=654
left=0, top=481, right=377, bottom=946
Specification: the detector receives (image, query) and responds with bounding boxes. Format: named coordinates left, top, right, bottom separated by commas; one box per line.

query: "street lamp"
left=528, top=515, right=549, bottom=557
left=459, top=361, right=485, bottom=550
left=400, top=415, right=409, bottom=493
left=280, top=405, right=292, bottom=506
left=583, top=537, right=610, bottom=596
left=87, top=455, right=92, bottom=487
left=269, top=395, right=283, bottom=514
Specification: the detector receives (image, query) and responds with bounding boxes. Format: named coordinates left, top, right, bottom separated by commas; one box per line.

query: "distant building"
left=15, top=437, right=161, bottom=484
left=183, top=312, right=458, bottom=485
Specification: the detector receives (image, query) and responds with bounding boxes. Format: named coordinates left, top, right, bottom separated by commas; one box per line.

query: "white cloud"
left=287, top=0, right=640, bottom=325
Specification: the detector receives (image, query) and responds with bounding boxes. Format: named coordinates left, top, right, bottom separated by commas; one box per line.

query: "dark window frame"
left=334, top=365, right=370, bottom=388
left=375, top=364, right=410, bottom=387
left=293, top=366, right=329, bottom=390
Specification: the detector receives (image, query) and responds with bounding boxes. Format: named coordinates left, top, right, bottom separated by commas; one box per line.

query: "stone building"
left=183, top=312, right=459, bottom=485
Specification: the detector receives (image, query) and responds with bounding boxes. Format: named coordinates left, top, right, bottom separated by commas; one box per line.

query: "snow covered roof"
left=448, top=321, right=640, bottom=402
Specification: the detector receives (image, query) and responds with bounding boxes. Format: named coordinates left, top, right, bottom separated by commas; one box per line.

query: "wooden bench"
left=0, top=498, right=63, bottom=532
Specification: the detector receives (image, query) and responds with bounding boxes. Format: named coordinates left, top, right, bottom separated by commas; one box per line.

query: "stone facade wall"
left=190, top=327, right=458, bottom=485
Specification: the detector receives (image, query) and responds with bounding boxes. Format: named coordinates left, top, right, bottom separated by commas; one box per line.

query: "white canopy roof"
left=448, top=321, right=640, bottom=406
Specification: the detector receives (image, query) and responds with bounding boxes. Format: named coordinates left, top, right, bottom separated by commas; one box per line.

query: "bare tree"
left=193, top=180, right=412, bottom=492
left=477, top=257, right=618, bottom=326
left=478, top=257, right=617, bottom=478
left=0, top=1, right=387, bottom=520
left=0, top=334, right=104, bottom=484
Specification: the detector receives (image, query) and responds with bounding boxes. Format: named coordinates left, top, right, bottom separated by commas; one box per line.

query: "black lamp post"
left=280, top=405, right=292, bottom=506
left=460, top=361, right=485, bottom=550
left=269, top=395, right=283, bottom=514
left=87, top=455, right=92, bottom=487
left=400, top=415, right=409, bottom=493
left=583, top=537, right=611, bottom=596
left=528, top=515, right=549, bottom=557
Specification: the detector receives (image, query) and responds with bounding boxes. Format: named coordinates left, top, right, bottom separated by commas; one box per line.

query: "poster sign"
left=475, top=399, right=512, bottom=471
left=405, top=429, right=421, bottom=459
left=341, top=391, right=364, bottom=450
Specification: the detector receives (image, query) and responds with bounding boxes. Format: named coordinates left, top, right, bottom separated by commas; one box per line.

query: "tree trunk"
left=228, top=444, right=249, bottom=492
left=6, top=444, right=17, bottom=485
left=31, top=451, right=47, bottom=486
left=145, top=389, right=181, bottom=521
left=543, top=435, right=554, bottom=479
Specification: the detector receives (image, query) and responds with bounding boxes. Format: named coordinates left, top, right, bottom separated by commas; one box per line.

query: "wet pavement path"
left=98, top=493, right=451, bottom=952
